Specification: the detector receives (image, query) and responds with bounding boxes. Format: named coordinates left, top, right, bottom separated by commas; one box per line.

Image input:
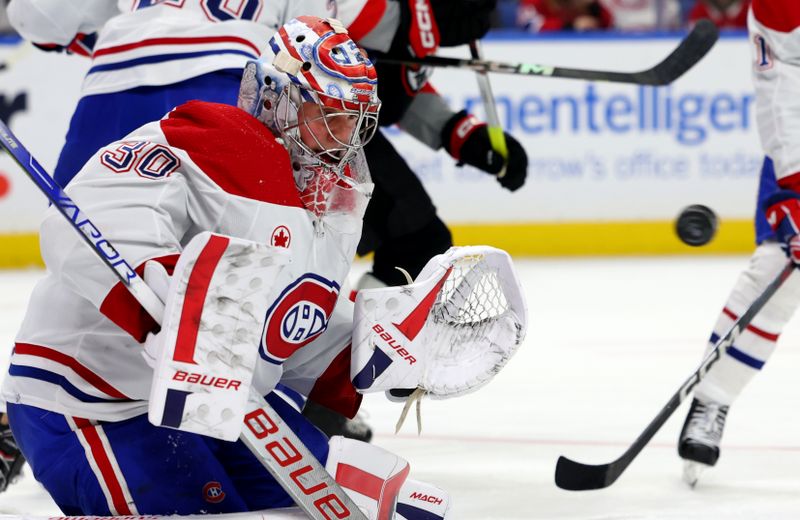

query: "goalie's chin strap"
left=395, top=387, right=427, bottom=435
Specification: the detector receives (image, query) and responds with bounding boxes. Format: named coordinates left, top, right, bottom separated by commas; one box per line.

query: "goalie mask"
left=238, top=16, right=380, bottom=218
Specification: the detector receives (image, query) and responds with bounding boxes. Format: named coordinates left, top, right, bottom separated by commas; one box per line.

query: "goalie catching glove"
left=351, top=245, right=527, bottom=414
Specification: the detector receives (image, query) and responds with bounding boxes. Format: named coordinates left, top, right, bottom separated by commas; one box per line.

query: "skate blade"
left=682, top=460, right=708, bottom=488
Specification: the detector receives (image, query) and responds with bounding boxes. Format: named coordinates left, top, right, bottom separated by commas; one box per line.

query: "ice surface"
left=1, top=257, right=800, bottom=519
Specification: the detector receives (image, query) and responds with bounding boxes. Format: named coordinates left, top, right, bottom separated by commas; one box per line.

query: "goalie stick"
left=554, top=261, right=795, bottom=491
left=0, top=120, right=367, bottom=520
left=383, top=20, right=718, bottom=86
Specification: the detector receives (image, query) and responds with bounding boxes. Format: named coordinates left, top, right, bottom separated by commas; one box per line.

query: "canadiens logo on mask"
left=260, top=274, right=340, bottom=363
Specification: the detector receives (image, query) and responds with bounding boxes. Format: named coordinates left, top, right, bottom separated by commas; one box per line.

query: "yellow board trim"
left=0, top=233, right=41, bottom=268
left=450, top=219, right=755, bottom=256
left=0, top=220, right=755, bottom=269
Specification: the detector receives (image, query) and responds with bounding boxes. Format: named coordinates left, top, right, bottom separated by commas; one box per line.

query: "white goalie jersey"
left=7, top=0, right=399, bottom=96
left=2, top=101, right=362, bottom=422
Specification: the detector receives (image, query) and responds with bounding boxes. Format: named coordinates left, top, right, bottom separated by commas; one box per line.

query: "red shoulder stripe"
left=160, top=101, right=303, bottom=208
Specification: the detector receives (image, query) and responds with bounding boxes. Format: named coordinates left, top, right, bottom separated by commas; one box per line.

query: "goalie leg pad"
left=396, top=478, right=453, bottom=519
left=696, top=241, right=800, bottom=404
left=148, top=232, right=291, bottom=441
left=325, top=436, right=410, bottom=520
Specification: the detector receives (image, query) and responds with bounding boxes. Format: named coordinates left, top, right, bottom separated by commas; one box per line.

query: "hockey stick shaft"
left=469, top=41, right=507, bottom=178
left=555, top=261, right=795, bottom=491
left=0, top=121, right=165, bottom=323
left=0, top=120, right=366, bottom=520
left=384, top=20, right=718, bottom=86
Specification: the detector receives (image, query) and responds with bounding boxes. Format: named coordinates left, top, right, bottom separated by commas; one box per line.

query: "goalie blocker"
left=145, top=231, right=291, bottom=441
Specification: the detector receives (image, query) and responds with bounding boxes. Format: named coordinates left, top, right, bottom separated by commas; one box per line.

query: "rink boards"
left=0, top=31, right=759, bottom=265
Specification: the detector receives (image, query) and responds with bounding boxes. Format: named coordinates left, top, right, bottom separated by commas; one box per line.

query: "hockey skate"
left=678, top=397, right=728, bottom=487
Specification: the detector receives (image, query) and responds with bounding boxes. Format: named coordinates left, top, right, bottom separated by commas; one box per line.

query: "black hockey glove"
left=390, top=0, right=495, bottom=58
left=430, top=0, right=495, bottom=46
left=371, top=58, right=435, bottom=126
left=0, top=414, right=24, bottom=492
left=442, top=110, right=528, bottom=192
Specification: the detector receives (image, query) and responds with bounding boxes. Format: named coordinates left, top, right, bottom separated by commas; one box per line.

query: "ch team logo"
left=313, top=32, right=376, bottom=86
left=261, top=274, right=340, bottom=364
left=202, top=481, right=225, bottom=504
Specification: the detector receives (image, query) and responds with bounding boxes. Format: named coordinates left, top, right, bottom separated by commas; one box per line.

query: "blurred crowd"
left=511, top=0, right=748, bottom=33
left=0, top=0, right=749, bottom=36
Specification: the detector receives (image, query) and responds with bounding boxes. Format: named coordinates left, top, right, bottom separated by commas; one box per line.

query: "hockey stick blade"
left=555, top=456, right=623, bottom=491
left=554, top=261, right=795, bottom=491
left=625, top=19, right=719, bottom=86
left=382, top=20, right=718, bottom=86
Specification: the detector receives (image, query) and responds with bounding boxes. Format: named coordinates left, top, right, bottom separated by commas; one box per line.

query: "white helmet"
left=238, top=16, right=381, bottom=218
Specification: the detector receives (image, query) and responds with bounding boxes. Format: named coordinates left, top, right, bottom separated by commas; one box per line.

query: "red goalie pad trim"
left=173, top=235, right=230, bottom=364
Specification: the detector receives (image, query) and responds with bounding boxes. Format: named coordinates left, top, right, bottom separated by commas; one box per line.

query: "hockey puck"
left=675, top=205, right=718, bottom=246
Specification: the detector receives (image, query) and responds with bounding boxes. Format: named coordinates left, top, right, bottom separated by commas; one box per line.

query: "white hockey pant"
left=695, top=242, right=800, bottom=405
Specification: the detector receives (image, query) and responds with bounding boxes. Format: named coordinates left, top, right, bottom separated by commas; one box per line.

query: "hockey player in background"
left=687, top=0, right=749, bottom=30
left=0, top=17, right=489, bottom=516
left=678, top=0, right=800, bottom=486
left=6, top=0, right=528, bottom=451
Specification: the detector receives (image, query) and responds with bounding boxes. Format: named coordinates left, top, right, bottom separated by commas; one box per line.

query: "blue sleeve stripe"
left=87, top=49, right=256, bottom=74
left=8, top=364, right=136, bottom=403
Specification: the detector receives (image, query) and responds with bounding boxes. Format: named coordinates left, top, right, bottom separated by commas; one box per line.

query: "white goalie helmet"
left=238, top=16, right=380, bottom=217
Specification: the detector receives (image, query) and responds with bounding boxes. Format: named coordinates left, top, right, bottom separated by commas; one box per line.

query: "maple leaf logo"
left=271, top=225, right=291, bottom=248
